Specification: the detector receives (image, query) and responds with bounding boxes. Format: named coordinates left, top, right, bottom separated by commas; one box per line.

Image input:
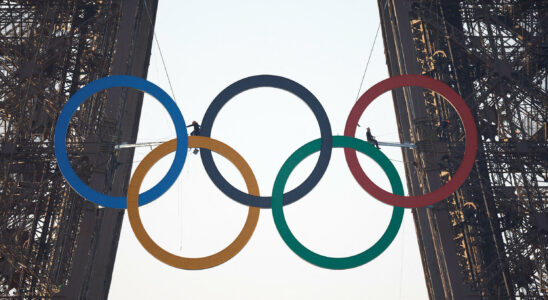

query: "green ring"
left=272, top=136, right=405, bottom=269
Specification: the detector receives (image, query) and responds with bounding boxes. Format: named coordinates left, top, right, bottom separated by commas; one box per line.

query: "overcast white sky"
left=110, top=1, right=428, bottom=299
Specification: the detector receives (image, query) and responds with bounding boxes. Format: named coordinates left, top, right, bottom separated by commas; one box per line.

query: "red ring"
left=344, top=74, right=478, bottom=208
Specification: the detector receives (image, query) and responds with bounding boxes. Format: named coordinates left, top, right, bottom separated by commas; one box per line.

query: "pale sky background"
left=110, top=1, right=428, bottom=299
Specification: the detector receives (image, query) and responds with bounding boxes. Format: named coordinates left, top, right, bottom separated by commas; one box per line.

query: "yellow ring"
left=127, top=136, right=260, bottom=269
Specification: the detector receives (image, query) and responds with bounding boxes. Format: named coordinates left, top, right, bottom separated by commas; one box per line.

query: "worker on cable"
left=187, top=121, right=200, bottom=136
left=366, top=127, right=380, bottom=149
left=186, top=121, right=201, bottom=154
left=439, top=119, right=450, bottom=141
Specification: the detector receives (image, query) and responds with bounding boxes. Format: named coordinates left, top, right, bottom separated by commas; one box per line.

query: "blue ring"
left=200, top=75, right=332, bottom=208
left=54, top=75, right=188, bottom=208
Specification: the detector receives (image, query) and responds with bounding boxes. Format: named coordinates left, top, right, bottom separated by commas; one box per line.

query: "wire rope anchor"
left=376, top=141, right=417, bottom=149
left=114, top=142, right=165, bottom=150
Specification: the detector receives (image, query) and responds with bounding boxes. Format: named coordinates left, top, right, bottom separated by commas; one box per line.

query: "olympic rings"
left=200, top=75, right=333, bottom=208
left=127, top=136, right=260, bottom=269
left=54, top=75, right=188, bottom=209
left=344, top=74, right=478, bottom=208
left=54, top=73, right=477, bottom=270
left=272, top=136, right=404, bottom=269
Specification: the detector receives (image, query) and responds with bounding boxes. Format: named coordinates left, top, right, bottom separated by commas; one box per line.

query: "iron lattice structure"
left=379, top=0, right=547, bottom=299
left=0, top=0, right=157, bottom=298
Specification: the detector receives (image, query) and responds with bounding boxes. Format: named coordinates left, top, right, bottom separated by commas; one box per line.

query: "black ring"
left=200, top=75, right=332, bottom=208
